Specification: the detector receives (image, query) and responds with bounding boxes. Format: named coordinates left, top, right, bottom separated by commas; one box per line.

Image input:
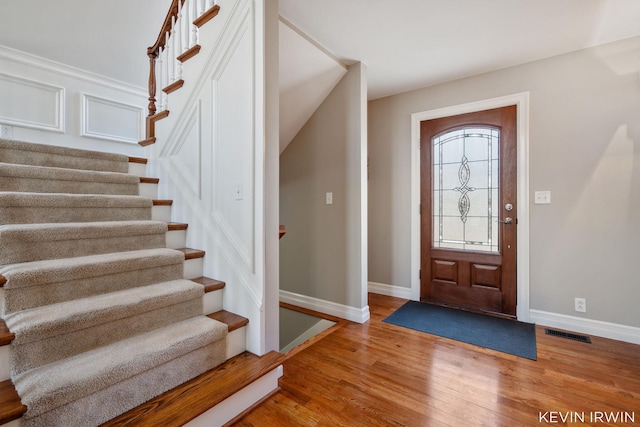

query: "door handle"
left=499, top=217, right=513, bottom=225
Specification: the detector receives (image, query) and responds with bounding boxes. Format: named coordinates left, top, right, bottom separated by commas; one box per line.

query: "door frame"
left=410, top=92, right=530, bottom=321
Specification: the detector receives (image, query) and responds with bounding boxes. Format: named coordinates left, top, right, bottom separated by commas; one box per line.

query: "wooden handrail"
left=146, top=0, right=183, bottom=118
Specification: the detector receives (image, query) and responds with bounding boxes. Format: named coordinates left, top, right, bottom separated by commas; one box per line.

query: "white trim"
left=280, top=319, right=336, bottom=353
left=368, top=281, right=413, bottom=299
left=530, top=310, right=640, bottom=345
left=0, top=72, right=65, bottom=133
left=410, top=92, right=531, bottom=321
left=278, top=16, right=348, bottom=70
left=81, top=93, right=143, bottom=144
left=280, top=290, right=371, bottom=324
left=0, top=44, right=146, bottom=96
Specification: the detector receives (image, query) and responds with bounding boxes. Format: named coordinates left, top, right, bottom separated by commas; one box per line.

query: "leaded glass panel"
left=432, top=127, right=500, bottom=252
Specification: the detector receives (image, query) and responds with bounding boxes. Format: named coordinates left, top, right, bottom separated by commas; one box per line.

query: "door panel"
left=421, top=105, right=517, bottom=316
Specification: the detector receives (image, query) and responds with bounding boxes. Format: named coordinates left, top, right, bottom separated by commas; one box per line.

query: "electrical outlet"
left=574, top=297, right=586, bottom=313
left=1, top=125, right=12, bottom=139
left=534, top=191, right=551, bottom=204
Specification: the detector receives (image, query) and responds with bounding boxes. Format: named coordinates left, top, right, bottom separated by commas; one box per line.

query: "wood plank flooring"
left=235, top=293, right=640, bottom=427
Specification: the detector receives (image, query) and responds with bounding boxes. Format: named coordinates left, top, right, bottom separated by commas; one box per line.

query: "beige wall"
left=280, top=62, right=368, bottom=312
left=369, top=36, right=640, bottom=327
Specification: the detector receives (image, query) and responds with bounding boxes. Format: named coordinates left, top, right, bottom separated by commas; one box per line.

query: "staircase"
left=0, top=138, right=266, bottom=426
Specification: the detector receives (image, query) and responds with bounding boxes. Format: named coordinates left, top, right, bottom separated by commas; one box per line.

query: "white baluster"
left=157, top=49, right=164, bottom=110
left=168, top=23, right=175, bottom=83
left=189, top=0, right=198, bottom=46
left=177, top=1, right=183, bottom=55
left=199, top=0, right=206, bottom=15
left=206, top=0, right=214, bottom=10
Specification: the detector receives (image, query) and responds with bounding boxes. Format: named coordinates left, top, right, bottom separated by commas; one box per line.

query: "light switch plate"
left=534, top=191, right=551, bottom=204
left=326, top=192, right=333, bottom=205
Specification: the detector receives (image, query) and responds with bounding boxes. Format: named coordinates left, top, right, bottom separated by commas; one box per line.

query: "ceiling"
left=1, top=0, right=640, bottom=100
left=280, top=0, right=640, bottom=100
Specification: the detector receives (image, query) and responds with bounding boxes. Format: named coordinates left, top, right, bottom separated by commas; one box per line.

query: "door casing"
left=410, top=92, right=530, bottom=321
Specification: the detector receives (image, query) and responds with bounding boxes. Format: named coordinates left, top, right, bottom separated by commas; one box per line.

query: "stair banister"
left=143, top=0, right=220, bottom=144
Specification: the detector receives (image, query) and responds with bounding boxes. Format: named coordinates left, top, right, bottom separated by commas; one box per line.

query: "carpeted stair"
left=0, top=138, right=228, bottom=426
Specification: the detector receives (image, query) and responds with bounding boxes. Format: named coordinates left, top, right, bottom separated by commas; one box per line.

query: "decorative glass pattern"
left=432, top=127, right=499, bottom=252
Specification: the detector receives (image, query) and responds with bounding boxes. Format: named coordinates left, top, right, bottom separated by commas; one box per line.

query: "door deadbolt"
left=505, top=203, right=513, bottom=211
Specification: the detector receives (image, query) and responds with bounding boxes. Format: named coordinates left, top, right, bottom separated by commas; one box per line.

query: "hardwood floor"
left=234, top=293, right=640, bottom=426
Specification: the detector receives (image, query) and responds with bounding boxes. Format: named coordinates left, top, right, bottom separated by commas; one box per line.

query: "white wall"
left=368, top=36, right=640, bottom=337
left=0, top=45, right=146, bottom=157
left=146, top=0, right=274, bottom=355
left=280, top=62, right=369, bottom=323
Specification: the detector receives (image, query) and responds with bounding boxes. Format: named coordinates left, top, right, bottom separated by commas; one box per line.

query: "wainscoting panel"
left=81, top=94, right=143, bottom=144
left=0, top=72, right=64, bottom=132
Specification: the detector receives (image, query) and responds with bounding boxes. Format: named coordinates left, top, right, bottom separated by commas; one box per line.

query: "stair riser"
left=166, top=229, right=187, bottom=249
left=226, top=327, right=247, bottom=360
left=0, top=233, right=167, bottom=265
left=128, top=162, right=147, bottom=177
left=0, top=207, right=151, bottom=225
left=0, top=142, right=129, bottom=174
left=152, top=205, right=172, bottom=222
left=23, top=340, right=226, bottom=427
left=2, top=263, right=183, bottom=314
left=1, top=177, right=139, bottom=196
left=11, top=297, right=203, bottom=375
left=184, top=257, right=204, bottom=279
left=203, top=289, right=223, bottom=315
left=139, top=182, right=158, bottom=199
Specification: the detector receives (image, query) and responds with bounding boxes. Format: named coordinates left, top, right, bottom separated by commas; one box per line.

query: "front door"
left=420, top=106, right=517, bottom=316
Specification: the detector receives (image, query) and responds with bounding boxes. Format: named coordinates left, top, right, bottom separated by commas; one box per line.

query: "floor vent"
left=544, top=328, right=591, bottom=343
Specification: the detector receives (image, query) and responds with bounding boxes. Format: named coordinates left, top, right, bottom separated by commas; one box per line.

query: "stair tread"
left=0, top=162, right=138, bottom=184
left=177, top=247, right=206, bottom=260
left=139, top=177, right=160, bottom=184
left=177, top=44, right=201, bottom=62
left=139, top=137, right=156, bottom=147
left=0, top=192, right=152, bottom=208
left=102, top=351, right=284, bottom=427
left=0, top=139, right=129, bottom=173
left=128, top=157, right=148, bottom=165
left=191, top=277, right=225, bottom=293
left=193, top=4, right=220, bottom=27
left=207, top=310, right=249, bottom=332
left=0, top=320, right=14, bottom=346
left=153, top=199, right=173, bottom=206
left=13, top=316, right=227, bottom=421
left=0, top=379, right=26, bottom=424
left=5, top=280, right=202, bottom=345
left=167, top=222, right=188, bottom=231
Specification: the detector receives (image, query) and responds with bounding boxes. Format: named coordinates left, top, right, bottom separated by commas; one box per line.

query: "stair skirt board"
left=0, top=138, right=247, bottom=426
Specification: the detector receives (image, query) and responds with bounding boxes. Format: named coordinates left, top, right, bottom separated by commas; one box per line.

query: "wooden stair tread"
left=102, top=351, right=284, bottom=426
left=167, top=222, right=188, bottom=231
left=152, top=199, right=173, bottom=206
left=163, top=79, right=184, bottom=95
left=0, top=276, right=5, bottom=287
left=208, top=310, right=248, bottom=332
left=0, top=380, right=26, bottom=425
left=0, top=320, right=14, bottom=347
left=0, top=351, right=284, bottom=427
left=128, top=156, right=148, bottom=164
left=177, top=44, right=201, bottom=63
left=191, top=277, right=225, bottom=293
left=139, top=177, right=160, bottom=184
left=193, top=5, right=220, bottom=27
left=150, top=110, right=170, bottom=121
left=177, top=248, right=205, bottom=260
left=138, top=137, right=156, bottom=147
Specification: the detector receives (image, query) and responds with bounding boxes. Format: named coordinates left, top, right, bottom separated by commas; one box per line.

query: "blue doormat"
left=384, top=301, right=537, bottom=360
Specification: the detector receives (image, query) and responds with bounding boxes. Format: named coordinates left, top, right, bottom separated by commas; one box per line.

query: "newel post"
left=147, top=49, right=158, bottom=118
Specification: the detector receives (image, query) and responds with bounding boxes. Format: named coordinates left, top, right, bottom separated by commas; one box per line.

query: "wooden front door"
left=420, top=105, right=517, bottom=316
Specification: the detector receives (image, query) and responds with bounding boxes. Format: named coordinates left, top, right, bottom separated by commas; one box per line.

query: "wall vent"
left=544, top=328, right=591, bottom=343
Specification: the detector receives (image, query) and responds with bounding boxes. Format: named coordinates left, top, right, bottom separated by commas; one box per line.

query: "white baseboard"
left=368, top=281, right=414, bottom=300
left=279, top=290, right=370, bottom=324
left=530, top=309, right=640, bottom=345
